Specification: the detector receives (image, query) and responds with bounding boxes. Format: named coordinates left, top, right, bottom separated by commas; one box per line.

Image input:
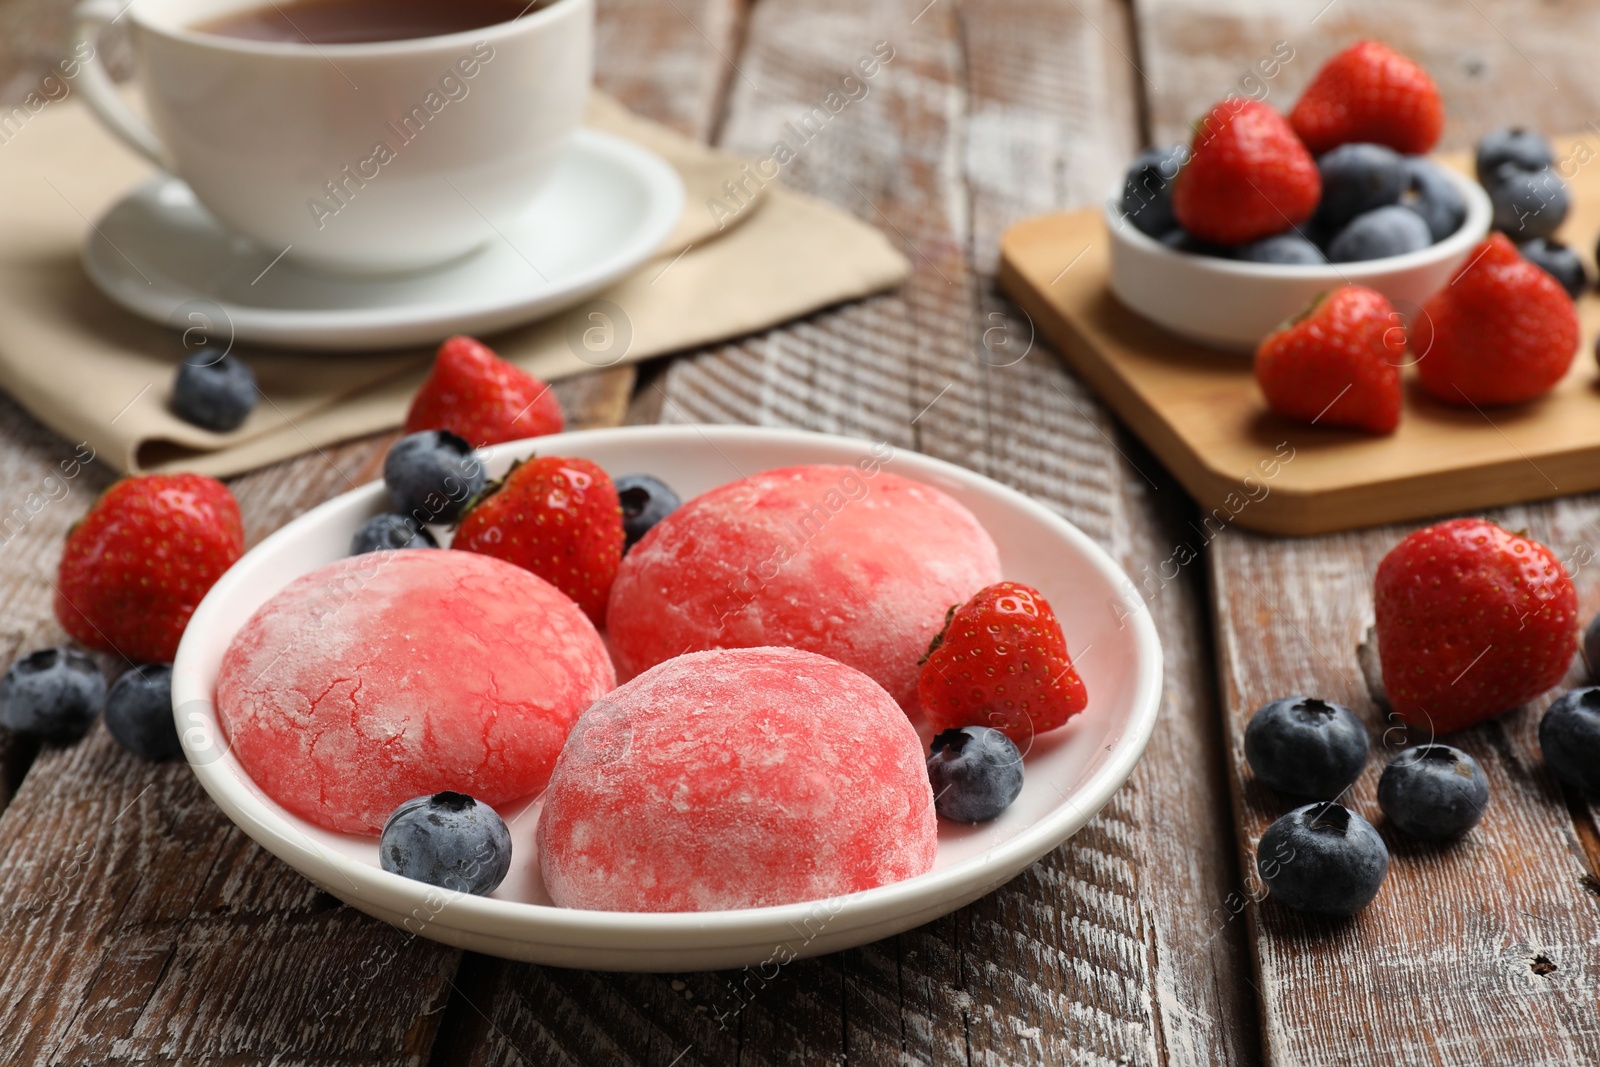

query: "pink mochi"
left=537, top=647, right=938, bottom=911
left=605, top=464, right=1002, bottom=711
left=216, top=550, right=615, bottom=834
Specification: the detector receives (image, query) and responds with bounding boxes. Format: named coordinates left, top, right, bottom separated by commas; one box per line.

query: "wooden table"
left=1, top=1, right=1597, bottom=1064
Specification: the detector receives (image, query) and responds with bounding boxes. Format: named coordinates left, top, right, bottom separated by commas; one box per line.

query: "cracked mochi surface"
left=605, top=465, right=1002, bottom=711
left=537, top=647, right=938, bottom=911
left=216, top=550, right=615, bottom=834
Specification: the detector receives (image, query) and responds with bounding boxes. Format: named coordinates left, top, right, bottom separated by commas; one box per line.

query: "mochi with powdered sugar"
left=604, top=464, right=1002, bottom=712
left=216, top=550, right=614, bottom=834
left=536, top=647, right=938, bottom=911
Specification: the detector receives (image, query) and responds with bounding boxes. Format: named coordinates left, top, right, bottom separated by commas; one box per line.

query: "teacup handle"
left=73, top=0, right=173, bottom=168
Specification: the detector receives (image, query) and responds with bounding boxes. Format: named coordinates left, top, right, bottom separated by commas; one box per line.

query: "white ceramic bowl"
left=171, top=425, right=1163, bottom=971
left=1104, top=168, right=1491, bottom=353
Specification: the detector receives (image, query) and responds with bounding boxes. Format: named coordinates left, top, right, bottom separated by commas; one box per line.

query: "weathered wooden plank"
left=1211, top=517, right=1600, bottom=1066
left=1135, top=0, right=1600, bottom=154
left=1133, top=4, right=1600, bottom=1063
left=529, top=0, right=1255, bottom=1064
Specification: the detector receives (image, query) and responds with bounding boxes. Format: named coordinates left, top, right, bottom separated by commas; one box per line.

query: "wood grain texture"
left=1131, top=5, right=1600, bottom=1064
left=1211, top=515, right=1600, bottom=1067
left=451, top=2, right=1250, bottom=1066
left=1133, top=0, right=1600, bottom=154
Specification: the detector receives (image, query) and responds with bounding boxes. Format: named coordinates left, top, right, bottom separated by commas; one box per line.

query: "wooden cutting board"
left=998, top=142, right=1600, bottom=536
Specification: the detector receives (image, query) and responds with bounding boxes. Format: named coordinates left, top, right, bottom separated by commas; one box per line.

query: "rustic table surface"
left=2, top=1, right=1599, bottom=1064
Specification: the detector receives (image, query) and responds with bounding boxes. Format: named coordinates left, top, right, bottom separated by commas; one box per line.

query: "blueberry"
left=1256, top=802, right=1388, bottom=917
left=1475, top=127, right=1553, bottom=184
left=615, top=474, right=682, bottom=550
left=383, top=431, right=485, bottom=525
left=1315, top=143, right=1405, bottom=232
left=1158, top=228, right=1229, bottom=257
left=1326, top=205, right=1433, bottom=262
left=1243, top=696, right=1369, bottom=800
left=1234, top=232, right=1328, bottom=265
left=1539, top=687, right=1600, bottom=795
left=350, top=513, right=440, bottom=555
left=1119, top=144, right=1188, bottom=238
left=1488, top=166, right=1569, bottom=239
left=1518, top=237, right=1587, bottom=298
left=1400, top=157, right=1467, bottom=241
left=379, top=791, right=512, bottom=895
left=0, top=647, right=104, bottom=742
left=1377, top=744, right=1488, bottom=839
left=170, top=350, right=257, bottom=433
left=926, top=726, right=1024, bottom=822
left=104, top=663, right=182, bottom=761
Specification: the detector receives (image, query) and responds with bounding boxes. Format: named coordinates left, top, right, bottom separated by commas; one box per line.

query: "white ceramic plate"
left=171, top=425, right=1163, bottom=971
left=83, top=130, right=684, bottom=351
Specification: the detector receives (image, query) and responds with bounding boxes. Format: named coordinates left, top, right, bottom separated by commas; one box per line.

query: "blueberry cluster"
left=1474, top=126, right=1588, bottom=298
left=357, top=436, right=686, bottom=558
left=0, top=648, right=181, bottom=761
left=343, top=430, right=489, bottom=557
left=1120, top=141, right=1466, bottom=264
left=1242, top=694, right=1491, bottom=918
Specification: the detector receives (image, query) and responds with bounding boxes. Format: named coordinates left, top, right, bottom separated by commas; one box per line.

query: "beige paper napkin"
left=0, top=93, right=910, bottom=476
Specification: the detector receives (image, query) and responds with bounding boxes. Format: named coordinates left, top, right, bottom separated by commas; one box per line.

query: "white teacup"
left=74, top=0, right=593, bottom=273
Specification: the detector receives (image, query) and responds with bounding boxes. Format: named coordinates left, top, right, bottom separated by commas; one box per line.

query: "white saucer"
left=83, top=130, right=685, bottom=351
left=171, top=426, right=1164, bottom=971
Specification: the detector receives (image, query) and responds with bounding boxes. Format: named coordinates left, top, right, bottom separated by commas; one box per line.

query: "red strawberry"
left=1173, top=100, right=1321, bottom=245
left=1289, top=40, right=1444, bottom=155
left=1413, top=233, right=1578, bottom=406
left=452, top=456, right=622, bottom=624
left=55, top=474, right=244, bottom=663
left=1254, top=285, right=1403, bottom=434
left=1375, top=518, right=1577, bottom=733
left=404, top=336, right=564, bottom=447
left=917, top=582, right=1088, bottom=745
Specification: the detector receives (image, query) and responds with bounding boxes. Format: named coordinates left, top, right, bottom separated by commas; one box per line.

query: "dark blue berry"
left=1488, top=166, right=1568, bottom=239
left=1475, top=127, right=1553, bottom=184
left=104, top=663, right=181, bottom=761
left=1158, top=228, right=1229, bottom=257
left=1257, top=802, right=1388, bottom=917
left=615, top=474, right=682, bottom=550
left=1244, top=696, right=1369, bottom=800
left=1315, top=143, right=1405, bottom=232
left=926, top=726, right=1024, bottom=823
left=1326, top=205, right=1433, bottom=262
left=1400, top=157, right=1467, bottom=241
left=1234, top=232, right=1327, bottom=265
left=1540, top=687, right=1600, bottom=795
left=1377, top=744, right=1488, bottom=839
left=0, top=647, right=104, bottom=742
left=170, top=350, right=257, bottom=433
left=383, top=431, right=485, bottom=525
left=380, top=791, right=512, bottom=895
left=1518, top=238, right=1587, bottom=298
left=1119, top=144, right=1188, bottom=238
left=350, top=513, right=440, bottom=555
